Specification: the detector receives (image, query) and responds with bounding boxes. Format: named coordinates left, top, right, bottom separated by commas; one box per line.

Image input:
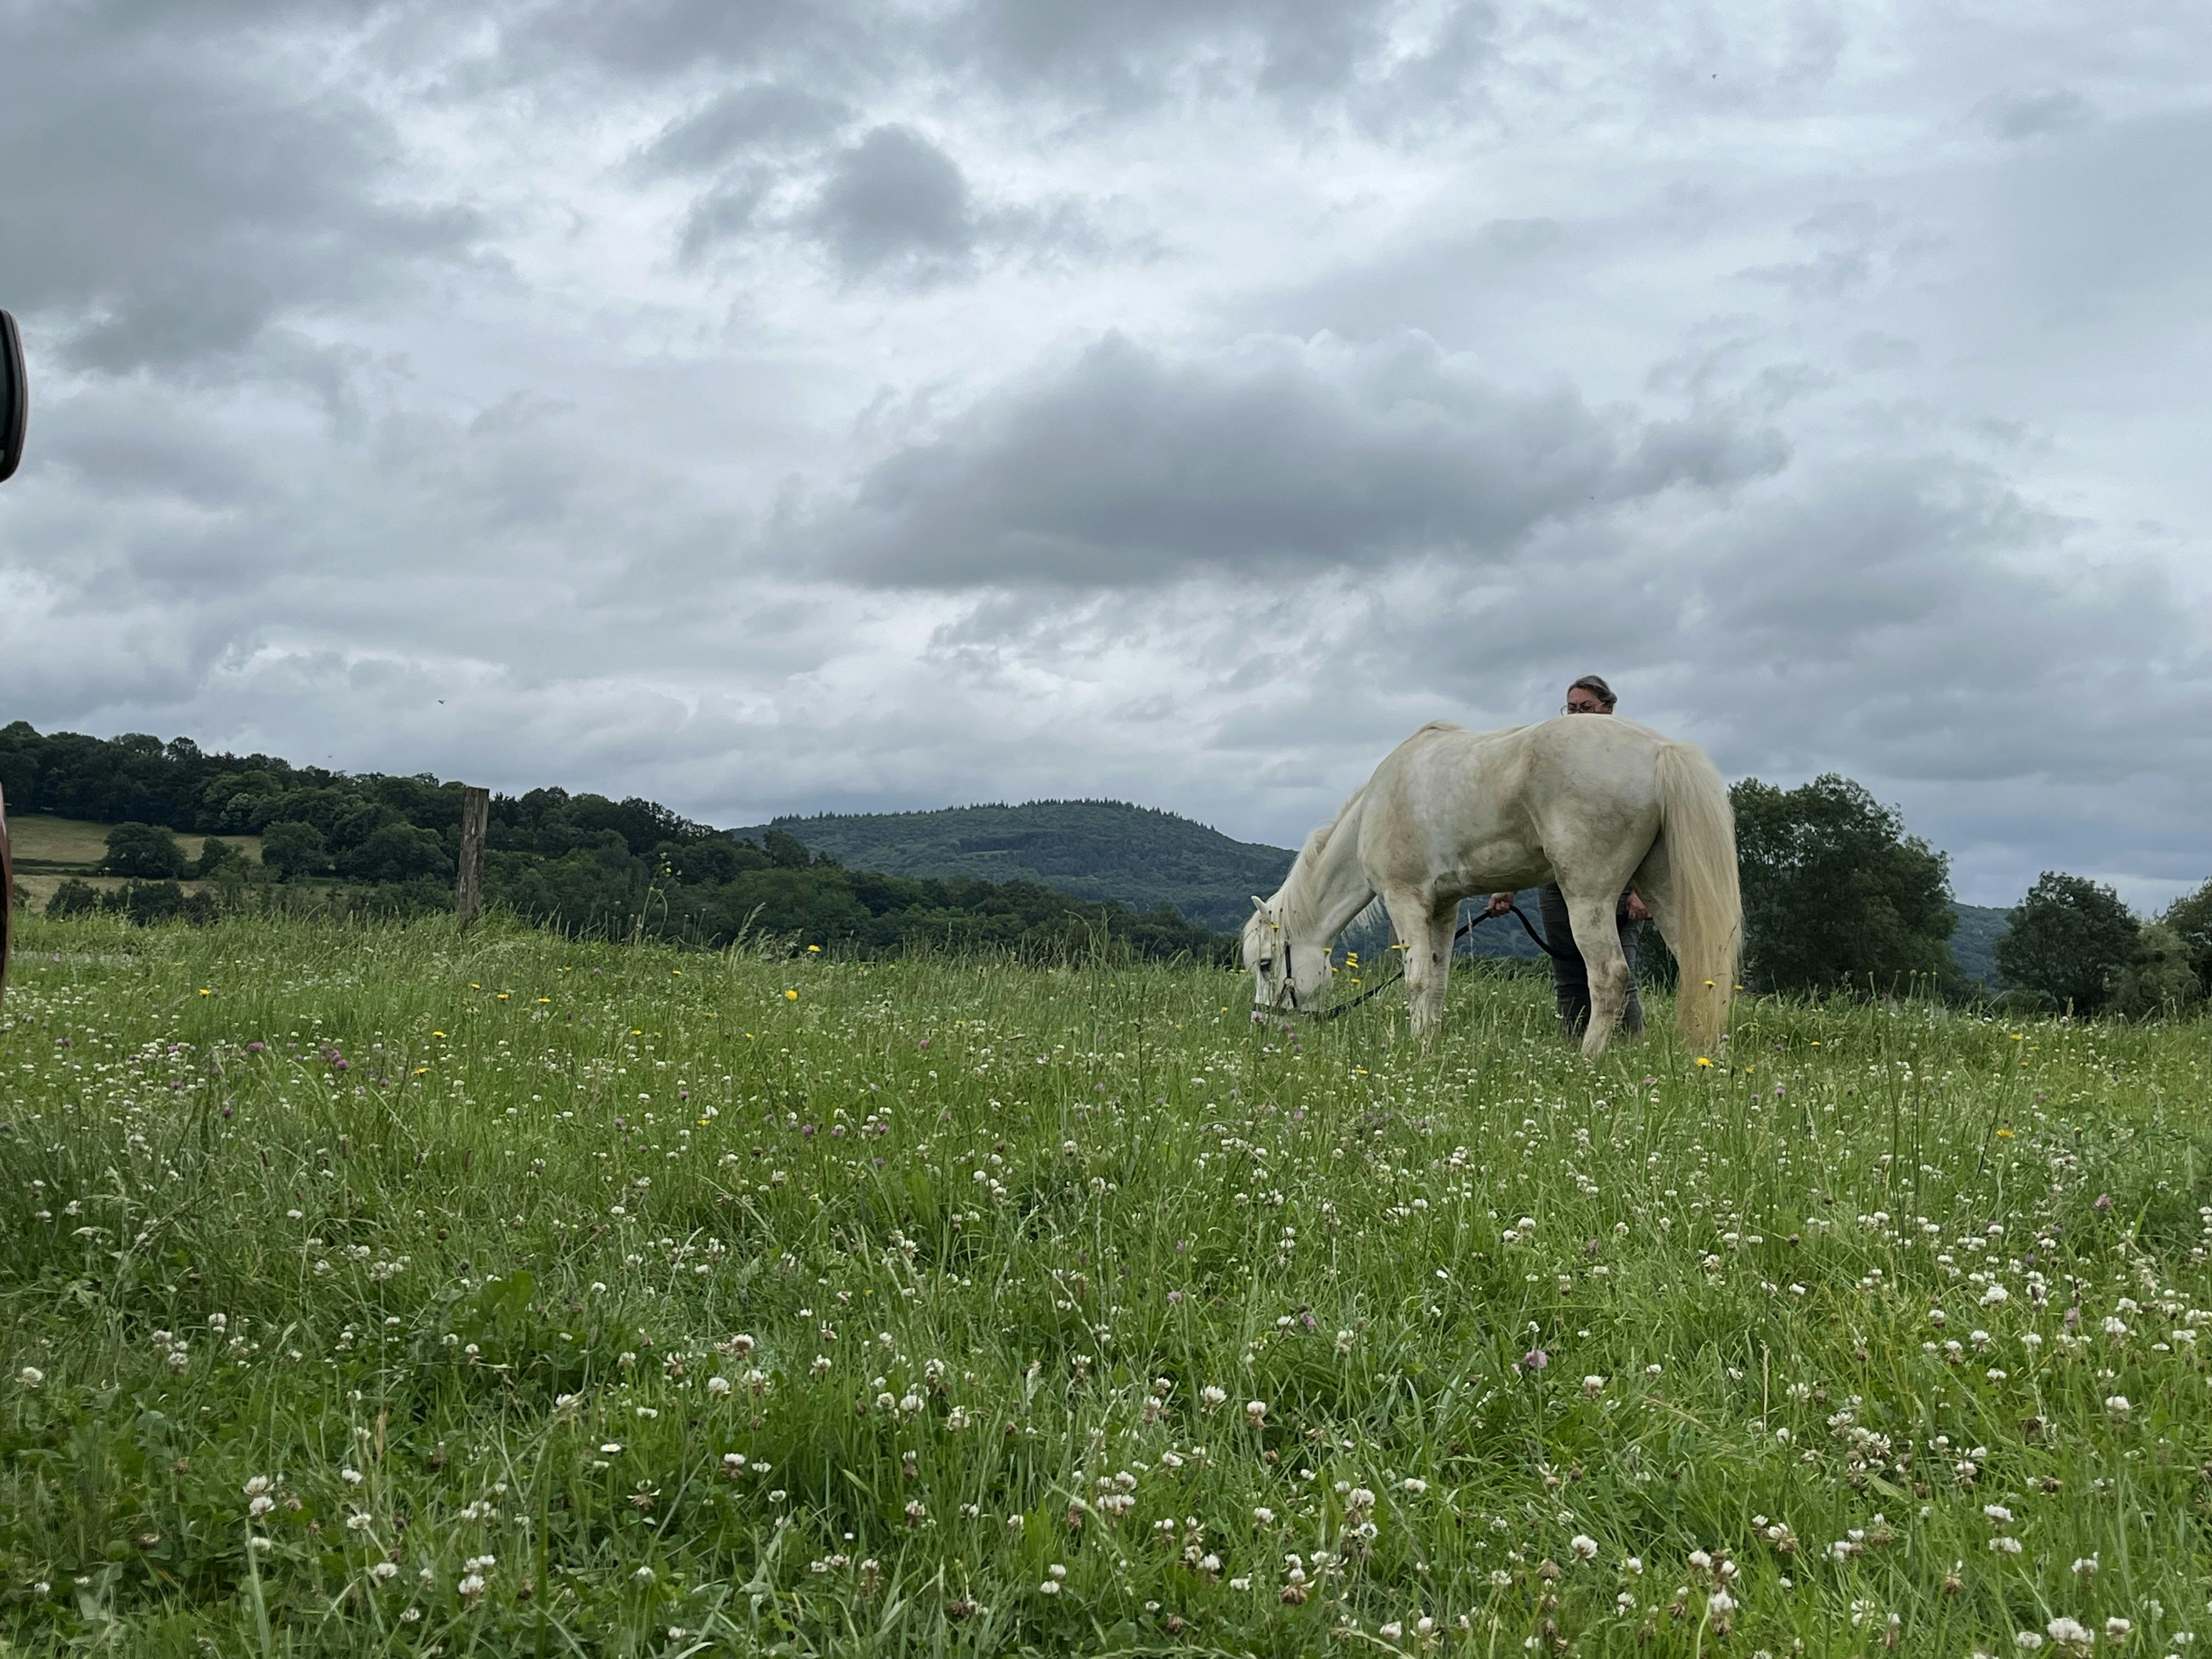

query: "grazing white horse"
left=1243, top=716, right=1741, bottom=1056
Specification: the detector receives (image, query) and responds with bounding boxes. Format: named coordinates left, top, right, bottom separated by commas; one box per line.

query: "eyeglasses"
left=1562, top=701, right=1608, bottom=714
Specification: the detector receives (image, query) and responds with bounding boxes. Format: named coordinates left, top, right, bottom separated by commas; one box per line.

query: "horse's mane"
left=1299, top=783, right=1366, bottom=867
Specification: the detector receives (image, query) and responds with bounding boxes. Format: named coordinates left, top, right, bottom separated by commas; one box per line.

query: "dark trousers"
left=1540, top=882, right=1643, bottom=1039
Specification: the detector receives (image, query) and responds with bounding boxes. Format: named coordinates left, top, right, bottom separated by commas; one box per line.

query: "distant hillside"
left=1949, top=902, right=2008, bottom=988
left=743, top=799, right=2017, bottom=978
left=731, top=800, right=1294, bottom=935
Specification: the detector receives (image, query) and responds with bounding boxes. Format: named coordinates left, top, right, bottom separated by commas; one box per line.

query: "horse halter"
left=1251, top=922, right=1321, bottom=1019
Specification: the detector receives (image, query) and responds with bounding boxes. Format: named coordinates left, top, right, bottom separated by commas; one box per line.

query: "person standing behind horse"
left=1486, top=675, right=1650, bottom=1039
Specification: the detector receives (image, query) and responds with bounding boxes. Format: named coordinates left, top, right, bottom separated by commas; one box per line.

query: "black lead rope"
left=1296, top=901, right=1570, bottom=1022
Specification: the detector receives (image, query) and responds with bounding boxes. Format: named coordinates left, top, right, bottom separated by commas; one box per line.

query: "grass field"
left=4, top=814, right=262, bottom=869
left=2, top=912, right=2208, bottom=1657
left=5, top=816, right=264, bottom=910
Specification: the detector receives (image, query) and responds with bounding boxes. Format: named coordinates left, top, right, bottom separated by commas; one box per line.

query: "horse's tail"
left=1654, top=741, right=1741, bottom=1052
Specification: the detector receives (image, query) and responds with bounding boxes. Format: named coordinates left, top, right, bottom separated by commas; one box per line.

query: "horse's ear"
left=1250, top=895, right=1266, bottom=911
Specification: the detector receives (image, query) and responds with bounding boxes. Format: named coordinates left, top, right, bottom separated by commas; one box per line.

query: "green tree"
left=103, top=821, right=189, bottom=879
left=340, top=821, right=453, bottom=884
left=1994, top=872, right=2140, bottom=1015
left=1730, top=775, right=1958, bottom=995
left=2105, top=923, right=2202, bottom=1022
left=2160, top=878, right=2212, bottom=1001
left=46, top=878, right=99, bottom=918
left=763, top=828, right=813, bottom=870
left=260, top=820, right=330, bottom=882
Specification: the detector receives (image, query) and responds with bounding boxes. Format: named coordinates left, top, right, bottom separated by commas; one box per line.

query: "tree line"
left=4, top=723, right=2205, bottom=1014
left=1730, top=774, right=2208, bottom=1018
left=1, top=723, right=1226, bottom=963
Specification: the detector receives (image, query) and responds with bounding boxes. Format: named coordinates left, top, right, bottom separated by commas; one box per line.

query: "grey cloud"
left=940, top=0, right=1470, bottom=111
left=637, top=83, right=851, bottom=175
left=678, top=181, right=771, bottom=263
left=805, top=125, right=976, bottom=279
left=817, top=331, right=1786, bottom=587
left=511, top=0, right=1485, bottom=121
left=1976, top=87, right=2098, bottom=141
left=498, top=0, right=874, bottom=83
left=0, top=6, right=484, bottom=373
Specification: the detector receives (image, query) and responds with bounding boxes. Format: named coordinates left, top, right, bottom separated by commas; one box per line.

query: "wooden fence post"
left=455, top=786, right=489, bottom=927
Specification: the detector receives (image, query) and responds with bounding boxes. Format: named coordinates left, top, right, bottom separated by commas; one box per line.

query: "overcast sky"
left=3, top=1, right=2208, bottom=907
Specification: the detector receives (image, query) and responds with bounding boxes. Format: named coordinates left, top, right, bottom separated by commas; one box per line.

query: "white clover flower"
left=19, top=1367, right=45, bottom=1389
left=346, top=1512, right=373, bottom=1532
left=369, top=1561, right=399, bottom=1582
left=2105, top=1395, right=2132, bottom=1417
left=1570, top=1534, right=1599, bottom=1561
left=1401, top=1478, right=1427, bottom=1495
left=1254, top=1506, right=1276, bottom=1524
left=1244, top=1400, right=1269, bottom=1426
left=243, top=1476, right=272, bottom=1497
left=341, top=1467, right=364, bottom=1485
left=1982, top=1285, right=2010, bottom=1306
left=1583, top=1375, right=1606, bottom=1396
left=248, top=1496, right=275, bottom=1519
left=457, top=1573, right=486, bottom=1598
left=1200, top=1385, right=1227, bottom=1410
left=633, top=1566, right=656, bottom=1584
left=2046, top=1617, right=2092, bottom=1646
left=706, top=1376, right=731, bottom=1396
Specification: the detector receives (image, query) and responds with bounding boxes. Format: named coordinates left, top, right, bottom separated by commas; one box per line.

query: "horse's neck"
left=1283, top=797, right=1374, bottom=943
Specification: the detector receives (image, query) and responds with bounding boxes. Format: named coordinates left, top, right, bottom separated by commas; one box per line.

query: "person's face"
left=1563, top=686, right=1610, bottom=714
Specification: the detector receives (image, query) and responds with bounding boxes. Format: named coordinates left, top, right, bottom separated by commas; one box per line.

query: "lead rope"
left=1295, top=901, right=1568, bottom=1023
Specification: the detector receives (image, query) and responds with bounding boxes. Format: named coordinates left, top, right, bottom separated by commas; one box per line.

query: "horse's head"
left=1243, top=895, right=1333, bottom=1022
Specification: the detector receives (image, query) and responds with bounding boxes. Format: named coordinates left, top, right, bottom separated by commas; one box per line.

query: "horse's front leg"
left=1385, top=892, right=1454, bottom=1045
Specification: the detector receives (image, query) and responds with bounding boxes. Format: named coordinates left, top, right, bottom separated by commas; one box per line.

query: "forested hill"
left=729, top=801, right=1296, bottom=935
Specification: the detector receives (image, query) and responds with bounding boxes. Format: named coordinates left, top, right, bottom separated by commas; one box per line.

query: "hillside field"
left=2, top=915, right=2208, bottom=1656
left=4, top=815, right=263, bottom=910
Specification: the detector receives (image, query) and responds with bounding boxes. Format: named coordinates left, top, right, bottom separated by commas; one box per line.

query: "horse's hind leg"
left=1561, top=889, right=1634, bottom=1058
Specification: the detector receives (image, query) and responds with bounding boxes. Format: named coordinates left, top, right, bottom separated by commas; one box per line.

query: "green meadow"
left=2, top=912, right=2208, bottom=1656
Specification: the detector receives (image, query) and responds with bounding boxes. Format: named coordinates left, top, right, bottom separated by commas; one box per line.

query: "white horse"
left=1243, top=716, right=1741, bottom=1056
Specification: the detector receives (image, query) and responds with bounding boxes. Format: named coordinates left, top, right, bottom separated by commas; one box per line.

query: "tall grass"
left=2, top=910, right=2208, bottom=1655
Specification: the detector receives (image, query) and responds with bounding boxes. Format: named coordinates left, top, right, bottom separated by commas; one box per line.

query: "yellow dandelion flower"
left=470, top=983, right=481, bottom=990
left=496, top=992, right=510, bottom=1001
left=198, top=988, right=211, bottom=996
left=785, top=990, right=799, bottom=1001
left=807, top=945, right=822, bottom=953
left=535, top=997, right=550, bottom=1004
left=1995, top=1127, right=2015, bottom=1139
left=432, top=1030, right=447, bottom=1039
left=1695, top=1057, right=1714, bottom=1068
left=672, top=968, right=682, bottom=976
left=413, top=1066, right=428, bottom=1076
